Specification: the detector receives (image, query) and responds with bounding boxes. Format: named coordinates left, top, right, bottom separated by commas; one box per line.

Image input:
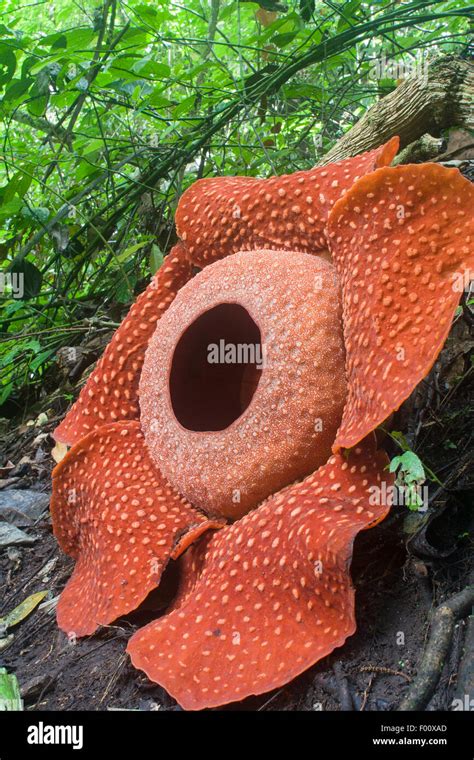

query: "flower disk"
left=139, top=249, right=347, bottom=520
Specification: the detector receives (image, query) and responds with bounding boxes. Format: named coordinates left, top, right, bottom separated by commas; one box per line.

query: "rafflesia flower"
left=52, top=136, right=474, bottom=709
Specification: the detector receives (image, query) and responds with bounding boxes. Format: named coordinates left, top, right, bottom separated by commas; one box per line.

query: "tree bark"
left=318, top=56, right=474, bottom=166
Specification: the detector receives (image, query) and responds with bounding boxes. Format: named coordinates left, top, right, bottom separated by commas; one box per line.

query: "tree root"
left=453, top=613, right=474, bottom=708
left=398, top=585, right=474, bottom=711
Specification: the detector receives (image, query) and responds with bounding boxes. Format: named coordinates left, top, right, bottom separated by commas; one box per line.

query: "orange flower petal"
left=168, top=533, right=214, bottom=614
left=327, top=163, right=474, bottom=451
left=175, top=137, right=399, bottom=267
left=51, top=421, right=222, bottom=637
left=127, top=438, right=392, bottom=709
left=54, top=244, right=192, bottom=446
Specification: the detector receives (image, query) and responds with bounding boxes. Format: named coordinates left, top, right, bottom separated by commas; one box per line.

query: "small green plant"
left=384, top=430, right=441, bottom=512
left=389, top=450, right=426, bottom=511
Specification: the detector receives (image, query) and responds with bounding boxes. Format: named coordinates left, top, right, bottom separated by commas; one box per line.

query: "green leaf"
left=173, top=94, right=196, bottom=117
left=389, top=430, right=410, bottom=451
left=389, top=450, right=427, bottom=511
left=51, top=34, right=68, bottom=50
left=49, top=90, right=77, bottom=108
left=1, top=339, right=41, bottom=366
left=149, top=243, right=163, bottom=274
left=132, top=58, right=170, bottom=79
left=3, top=77, right=32, bottom=102
left=283, top=83, right=322, bottom=98
left=0, top=591, right=49, bottom=632
left=299, top=0, right=315, bottom=22
left=389, top=455, right=402, bottom=473
left=134, top=4, right=173, bottom=29
left=116, top=239, right=150, bottom=263
left=80, top=138, right=105, bottom=156
left=0, top=198, right=23, bottom=221
left=0, top=382, right=13, bottom=406
left=4, top=167, right=33, bottom=201
left=389, top=451, right=425, bottom=484
left=27, top=94, right=49, bottom=117
left=74, top=160, right=101, bottom=181
left=344, top=0, right=363, bottom=15
left=0, top=669, right=22, bottom=711
left=0, top=44, right=16, bottom=88
left=405, top=485, right=424, bottom=511
left=147, top=90, right=173, bottom=108
left=114, top=274, right=137, bottom=303
left=271, top=32, right=298, bottom=48
left=59, top=27, right=96, bottom=53
left=30, top=348, right=55, bottom=372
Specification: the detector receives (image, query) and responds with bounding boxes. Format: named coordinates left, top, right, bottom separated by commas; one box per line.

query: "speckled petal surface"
left=51, top=421, right=221, bottom=637
left=327, top=163, right=474, bottom=452
left=175, top=137, right=399, bottom=267
left=168, top=533, right=215, bottom=614
left=140, top=249, right=347, bottom=520
left=127, top=439, right=392, bottom=710
left=54, top=244, right=192, bottom=446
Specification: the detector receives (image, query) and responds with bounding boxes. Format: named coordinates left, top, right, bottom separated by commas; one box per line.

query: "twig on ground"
left=398, top=585, right=474, bottom=710
left=99, top=654, right=127, bottom=705
left=360, top=674, right=375, bottom=711
left=256, top=686, right=286, bottom=711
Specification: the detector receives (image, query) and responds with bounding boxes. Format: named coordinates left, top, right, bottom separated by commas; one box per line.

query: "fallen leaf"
left=0, top=669, right=23, bottom=711
left=0, top=636, right=14, bottom=653
left=0, top=590, right=49, bottom=633
left=51, top=441, right=68, bottom=464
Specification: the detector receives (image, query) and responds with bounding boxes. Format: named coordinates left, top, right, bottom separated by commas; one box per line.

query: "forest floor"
left=0, top=308, right=472, bottom=712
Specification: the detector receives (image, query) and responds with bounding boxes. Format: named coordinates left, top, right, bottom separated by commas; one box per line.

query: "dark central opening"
left=169, top=303, right=263, bottom=432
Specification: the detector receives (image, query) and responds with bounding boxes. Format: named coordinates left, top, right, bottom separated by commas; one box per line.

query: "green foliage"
left=0, top=668, right=22, bottom=711
left=389, top=451, right=426, bottom=511
left=0, top=0, right=472, bottom=409
left=387, top=430, right=445, bottom=511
